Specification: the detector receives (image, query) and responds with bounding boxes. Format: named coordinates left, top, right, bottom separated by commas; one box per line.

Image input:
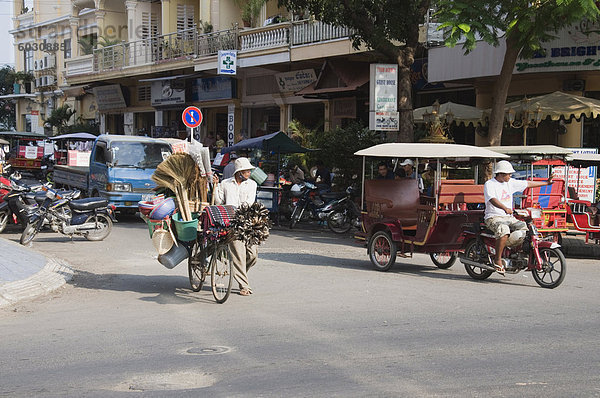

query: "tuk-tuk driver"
left=484, top=160, right=553, bottom=275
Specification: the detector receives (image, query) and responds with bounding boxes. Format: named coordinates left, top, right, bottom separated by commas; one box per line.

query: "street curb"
left=0, top=258, right=74, bottom=308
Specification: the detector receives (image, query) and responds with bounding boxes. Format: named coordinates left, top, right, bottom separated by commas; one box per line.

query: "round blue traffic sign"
left=182, top=106, right=203, bottom=128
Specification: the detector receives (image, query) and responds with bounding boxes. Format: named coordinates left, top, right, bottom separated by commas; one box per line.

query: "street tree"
left=435, top=0, right=600, bottom=146
left=0, top=65, right=16, bottom=130
left=278, top=0, right=430, bottom=142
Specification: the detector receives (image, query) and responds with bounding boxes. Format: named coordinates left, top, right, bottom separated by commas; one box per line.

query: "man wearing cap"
left=213, top=157, right=258, bottom=296
left=484, top=160, right=553, bottom=275
left=397, top=159, right=424, bottom=192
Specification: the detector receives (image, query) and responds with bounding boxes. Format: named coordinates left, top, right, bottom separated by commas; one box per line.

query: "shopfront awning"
left=296, top=60, right=370, bottom=99
left=139, top=73, right=200, bottom=82
left=0, top=93, right=37, bottom=100
left=414, top=102, right=484, bottom=126
left=221, top=131, right=310, bottom=154
left=60, top=84, right=90, bottom=97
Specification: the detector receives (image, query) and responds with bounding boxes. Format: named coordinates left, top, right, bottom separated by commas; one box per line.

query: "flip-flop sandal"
left=494, top=262, right=506, bottom=276
left=239, top=288, right=252, bottom=296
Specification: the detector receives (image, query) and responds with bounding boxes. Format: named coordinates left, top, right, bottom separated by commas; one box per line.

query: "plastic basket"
left=250, top=167, right=268, bottom=185
left=147, top=219, right=165, bottom=238
left=172, top=212, right=199, bottom=242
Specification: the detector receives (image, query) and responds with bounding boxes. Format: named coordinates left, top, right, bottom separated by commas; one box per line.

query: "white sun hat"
left=494, top=160, right=516, bottom=174
left=399, top=159, right=414, bottom=167
left=233, top=157, right=255, bottom=174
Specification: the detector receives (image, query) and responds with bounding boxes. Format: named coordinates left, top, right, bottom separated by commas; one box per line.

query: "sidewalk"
left=0, top=237, right=73, bottom=308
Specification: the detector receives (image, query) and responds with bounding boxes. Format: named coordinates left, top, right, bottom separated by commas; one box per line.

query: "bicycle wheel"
left=188, top=240, right=210, bottom=292
left=211, top=243, right=233, bottom=303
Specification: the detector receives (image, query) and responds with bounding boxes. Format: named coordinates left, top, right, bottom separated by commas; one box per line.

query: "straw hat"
left=152, top=228, right=174, bottom=255
left=234, top=157, right=255, bottom=174
left=494, top=160, right=516, bottom=174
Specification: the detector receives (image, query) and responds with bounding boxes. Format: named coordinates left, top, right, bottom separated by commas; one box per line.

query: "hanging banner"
left=218, top=50, right=237, bottom=75
left=369, top=64, right=399, bottom=131
left=552, top=147, right=597, bottom=202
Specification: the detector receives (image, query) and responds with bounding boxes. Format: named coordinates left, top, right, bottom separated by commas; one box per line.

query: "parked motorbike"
left=459, top=208, right=566, bottom=289
left=288, top=182, right=344, bottom=229
left=0, top=168, right=50, bottom=233
left=325, top=186, right=362, bottom=234
left=20, top=186, right=117, bottom=245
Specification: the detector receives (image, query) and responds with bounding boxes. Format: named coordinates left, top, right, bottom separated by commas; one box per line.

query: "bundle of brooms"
left=152, top=153, right=207, bottom=221
left=229, top=202, right=272, bottom=246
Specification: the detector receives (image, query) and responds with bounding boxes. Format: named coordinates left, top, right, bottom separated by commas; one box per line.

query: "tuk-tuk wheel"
left=430, top=252, right=457, bottom=269
left=369, top=230, right=396, bottom=271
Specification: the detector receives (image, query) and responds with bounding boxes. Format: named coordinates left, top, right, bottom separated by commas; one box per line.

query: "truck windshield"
left=110, top=142, right=172, bottom=168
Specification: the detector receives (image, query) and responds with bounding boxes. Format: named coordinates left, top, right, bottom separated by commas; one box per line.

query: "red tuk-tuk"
left=354, top=143, right=509, bottom=271
left=564, top=152, right=600, bottom=244
left=0, top=131, right=52, bottom=178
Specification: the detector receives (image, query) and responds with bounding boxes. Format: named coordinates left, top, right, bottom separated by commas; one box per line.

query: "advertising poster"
left=552, top=147, right=597, bottom=202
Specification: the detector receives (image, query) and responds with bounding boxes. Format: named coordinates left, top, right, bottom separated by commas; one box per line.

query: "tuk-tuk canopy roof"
left=49, top=133, right=97, bottom=141
left=0, top=131, right=47, bottom=139
left=220, top=131, right=309, bottom=154
left=566, top=152, right=600, bottom=167
left=354, top=143, right=509, bottom=160
left=485, top=145, right=573, bottom=158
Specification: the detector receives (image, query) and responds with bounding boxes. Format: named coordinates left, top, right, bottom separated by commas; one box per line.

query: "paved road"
left=1, top=218, right=600, bottom=397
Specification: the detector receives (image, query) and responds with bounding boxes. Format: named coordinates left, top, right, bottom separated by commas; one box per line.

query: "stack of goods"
left=152, top=153, right=203, bottom=221
left=229, top=203, right=272, bottom=246
left=201, top=205, right=237, bottom=242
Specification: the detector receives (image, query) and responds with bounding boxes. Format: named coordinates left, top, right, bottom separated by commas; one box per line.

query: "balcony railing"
left=65, top=20, right=352, bottom=76
left=291, top=20, right=353, bottom=46
left=92, top=27, right=238, bottom=72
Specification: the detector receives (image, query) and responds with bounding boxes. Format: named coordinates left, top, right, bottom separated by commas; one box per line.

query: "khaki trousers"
left=229, top=240, right=258, bottom=290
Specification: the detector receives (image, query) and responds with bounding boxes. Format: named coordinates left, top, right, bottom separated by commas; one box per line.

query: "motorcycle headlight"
left=107, top=183, right=132, bottom=192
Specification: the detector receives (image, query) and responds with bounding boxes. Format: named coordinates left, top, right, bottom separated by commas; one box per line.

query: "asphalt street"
left=1, top=218, right=599, bottom=397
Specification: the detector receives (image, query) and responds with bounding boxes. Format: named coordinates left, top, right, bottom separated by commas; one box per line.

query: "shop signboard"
left=275, top=69, right=317, bottom=92
left=93, top=85, right=127, bottom=111
left=192, top=77, right=236, bottom=102
left=218, top=50, right=237, bottom=75
left=151, top=80, right=186, bottom=107
left=369, top=111, right=399, bottom=131
left=552, top=147, right=598, bottom=203
left=227, top=104, right=235, bottom=147
left=369, top=64, right=399, bottom=131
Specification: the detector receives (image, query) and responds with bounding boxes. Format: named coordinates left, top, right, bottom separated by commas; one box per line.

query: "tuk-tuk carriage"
left=354, top=143, right=509, bottom=271
left=49, top=132, right=97, bottom=166
left=486, top=145, right=573, bottom=243
left=563, top=152, right=600, bottom=244
left=0, top=131, right=52, bottom=179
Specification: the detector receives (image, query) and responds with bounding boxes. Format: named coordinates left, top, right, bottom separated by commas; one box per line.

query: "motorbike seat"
left=69, top=197, right=109, bottom=211
left=320, top=192, right=345, bottom=200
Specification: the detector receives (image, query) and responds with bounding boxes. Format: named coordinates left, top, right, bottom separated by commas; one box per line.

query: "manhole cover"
left=186, top=346, right=232, bottom=355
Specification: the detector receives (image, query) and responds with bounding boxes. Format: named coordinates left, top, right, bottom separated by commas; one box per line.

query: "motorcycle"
left=0, top=168, right=49, bottom=233
left=288, top=182, right=344, bottom=229
left=459, top=208, right=566, bottom=289
left=325, top=186, right=362, bottom=234
left=20, top=186, right=117, bottom=245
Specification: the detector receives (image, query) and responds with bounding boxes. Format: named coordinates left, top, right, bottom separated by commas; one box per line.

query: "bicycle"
left=188, top=237, right=233, bottom=303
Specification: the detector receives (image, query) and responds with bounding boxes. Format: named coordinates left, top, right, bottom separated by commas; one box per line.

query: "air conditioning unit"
left=46, top=76, right=54, bottom=85
left=563, top=79, right=585, bottom=91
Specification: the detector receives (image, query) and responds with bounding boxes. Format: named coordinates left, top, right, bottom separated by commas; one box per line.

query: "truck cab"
left=89, top=135, right=172, bottom=209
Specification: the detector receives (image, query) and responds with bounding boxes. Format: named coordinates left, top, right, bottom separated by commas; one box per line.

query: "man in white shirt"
left=213, top=157, right=258, bottom=296
left=484, top=160, right=553, bottom=274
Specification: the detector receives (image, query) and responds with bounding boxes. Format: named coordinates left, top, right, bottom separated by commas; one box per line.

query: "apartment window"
left=137, top=85, right=151, bottom=102
left=177, top=5, right=195, bottom=33
left=141, top=12, right=159, bottom=39
left=63, top=39, right=71, bottom=59
left=24, top=49, right=34, bottom=72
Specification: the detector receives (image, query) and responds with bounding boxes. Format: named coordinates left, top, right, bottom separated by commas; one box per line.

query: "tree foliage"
left=278, top=0, right=431, bottom=142
left=45, top=104, right=76, bottom=134
left=0, top=65, right=16, bottom=130
left=435, top=0, right=600, bottom=146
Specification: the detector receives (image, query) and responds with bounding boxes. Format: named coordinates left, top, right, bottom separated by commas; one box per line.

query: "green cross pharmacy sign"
left=218, top=50, right=237, bottom=75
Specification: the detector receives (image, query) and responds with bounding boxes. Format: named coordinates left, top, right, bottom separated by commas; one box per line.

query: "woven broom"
left=152, top=153, right=198, bottom=221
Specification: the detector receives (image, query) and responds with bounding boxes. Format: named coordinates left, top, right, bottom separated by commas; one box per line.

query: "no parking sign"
left=182, top=106, right=203, bottom=129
